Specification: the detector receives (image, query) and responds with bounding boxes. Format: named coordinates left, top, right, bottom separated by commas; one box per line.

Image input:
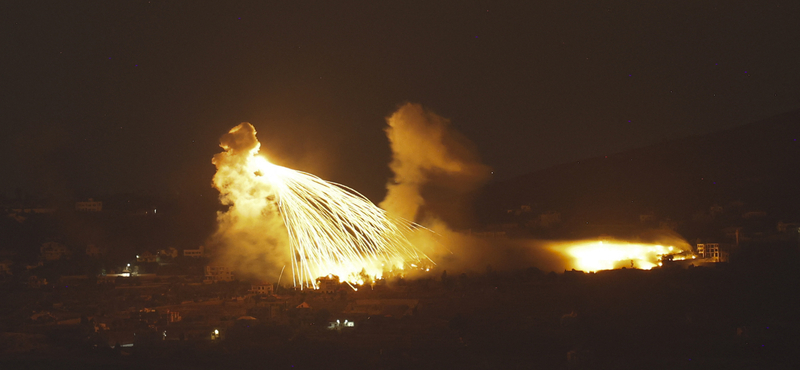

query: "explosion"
left=209, top=104, right=692, bottom=287
left=550, top=239, right=695, bottom=272
left=211, top=123, right=431, bottom=289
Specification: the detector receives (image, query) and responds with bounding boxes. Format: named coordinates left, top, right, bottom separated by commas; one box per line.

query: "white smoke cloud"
left=208, top=123, right=290, bottom=283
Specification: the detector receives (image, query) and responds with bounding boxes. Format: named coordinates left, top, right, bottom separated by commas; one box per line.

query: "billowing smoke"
left=378, top=104, right=565, bottom=273
left=381, top=103, right=491, bottom=227
left=378, top=103, right=689, bottom=275
left=207, top=122, right=431, bottom=286
left=208, top=123, right=290, bottom=282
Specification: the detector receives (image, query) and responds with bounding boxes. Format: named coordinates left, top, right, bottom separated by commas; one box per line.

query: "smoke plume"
left=208, top=123, right=290, bottom=282
left=381, top=103, right=491, bottom=227
left=379, top=104, right=557, bottom=273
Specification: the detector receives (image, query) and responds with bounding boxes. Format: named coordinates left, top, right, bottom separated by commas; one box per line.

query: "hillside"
left=477, top=108, right=800, bottom=239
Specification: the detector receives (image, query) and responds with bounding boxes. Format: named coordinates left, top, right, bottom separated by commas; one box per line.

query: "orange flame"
left=550, top=239, right=694, bottom=272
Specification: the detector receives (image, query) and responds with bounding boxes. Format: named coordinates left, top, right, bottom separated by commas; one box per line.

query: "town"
left=1, top=195, right=799, bottom=369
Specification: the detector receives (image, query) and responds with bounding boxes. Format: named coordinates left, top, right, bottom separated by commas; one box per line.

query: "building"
left=136, top=251, right=158, bottom=263
left=6, top=208, right=55, bottom=223
left=163, top=310, right=182, bottom=323
left=250, top=281, right=274, bottom=296
left=252, top=298, right=287, bottom=319
left=158, top=247, right=178, bottom=259
left=10, top=207, right=56, bottom=214
left=28, top=276, right=48, bottom=288
left=204, top=265, right=234, bottom=283
left=75, top=198, right=102, bottom=212
left=696, top=243, right=730, bottom=262
left=40, top=242, right=70, bottom=261
left=777, top=221, right=800, bottom=241
left=184, top=246, right=204, bottom=258
left=316, top=275, right=340, bottom=293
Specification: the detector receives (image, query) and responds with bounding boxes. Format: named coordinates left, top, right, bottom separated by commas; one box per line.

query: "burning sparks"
left=212, top=123, right=431, bottom=289
left=551, top=240, right=694, bottom=272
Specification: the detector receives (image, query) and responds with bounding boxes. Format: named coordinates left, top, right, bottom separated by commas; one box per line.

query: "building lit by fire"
left=695, top=242, right=732, bottom=263
left=316, top=275, right=340, bottom=293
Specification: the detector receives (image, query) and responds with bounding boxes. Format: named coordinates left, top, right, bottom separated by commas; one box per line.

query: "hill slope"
left=477, top=108, right=800, bottom=236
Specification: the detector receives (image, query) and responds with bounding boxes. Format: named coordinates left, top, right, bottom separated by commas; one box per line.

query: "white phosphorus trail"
left=212, top=123, right=432, bottom=290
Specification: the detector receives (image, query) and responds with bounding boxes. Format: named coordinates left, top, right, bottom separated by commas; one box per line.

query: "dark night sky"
left=2, top=1, right=799, bottom=202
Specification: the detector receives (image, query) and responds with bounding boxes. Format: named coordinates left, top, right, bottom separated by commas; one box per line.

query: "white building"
left=75, top=199, right=102, bottom=212
left=184, top=246, right=204, bottom=258
left=136, top=251, right=158, bottom=263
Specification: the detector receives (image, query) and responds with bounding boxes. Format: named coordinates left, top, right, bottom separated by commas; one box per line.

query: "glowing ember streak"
left=214, top=123, right=431, bottom=289
left=551, top=240, right=693, bottom=272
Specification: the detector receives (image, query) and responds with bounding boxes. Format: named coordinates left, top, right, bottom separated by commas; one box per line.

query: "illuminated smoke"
left=381, top=103, right=508, bottom=272
left=379, top=103, right=568, bottom=274
left=209, top=123, right=290, bottom=283
left=381, top=103, right=491, bottom=225
left=209, top=123, right=430, bottom=288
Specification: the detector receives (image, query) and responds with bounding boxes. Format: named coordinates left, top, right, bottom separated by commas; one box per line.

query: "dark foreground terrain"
left=2, top=241, right=799, bottom=370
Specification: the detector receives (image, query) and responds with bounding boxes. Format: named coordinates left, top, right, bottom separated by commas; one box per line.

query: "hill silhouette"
left=477, top=108, right=800, bottom=238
